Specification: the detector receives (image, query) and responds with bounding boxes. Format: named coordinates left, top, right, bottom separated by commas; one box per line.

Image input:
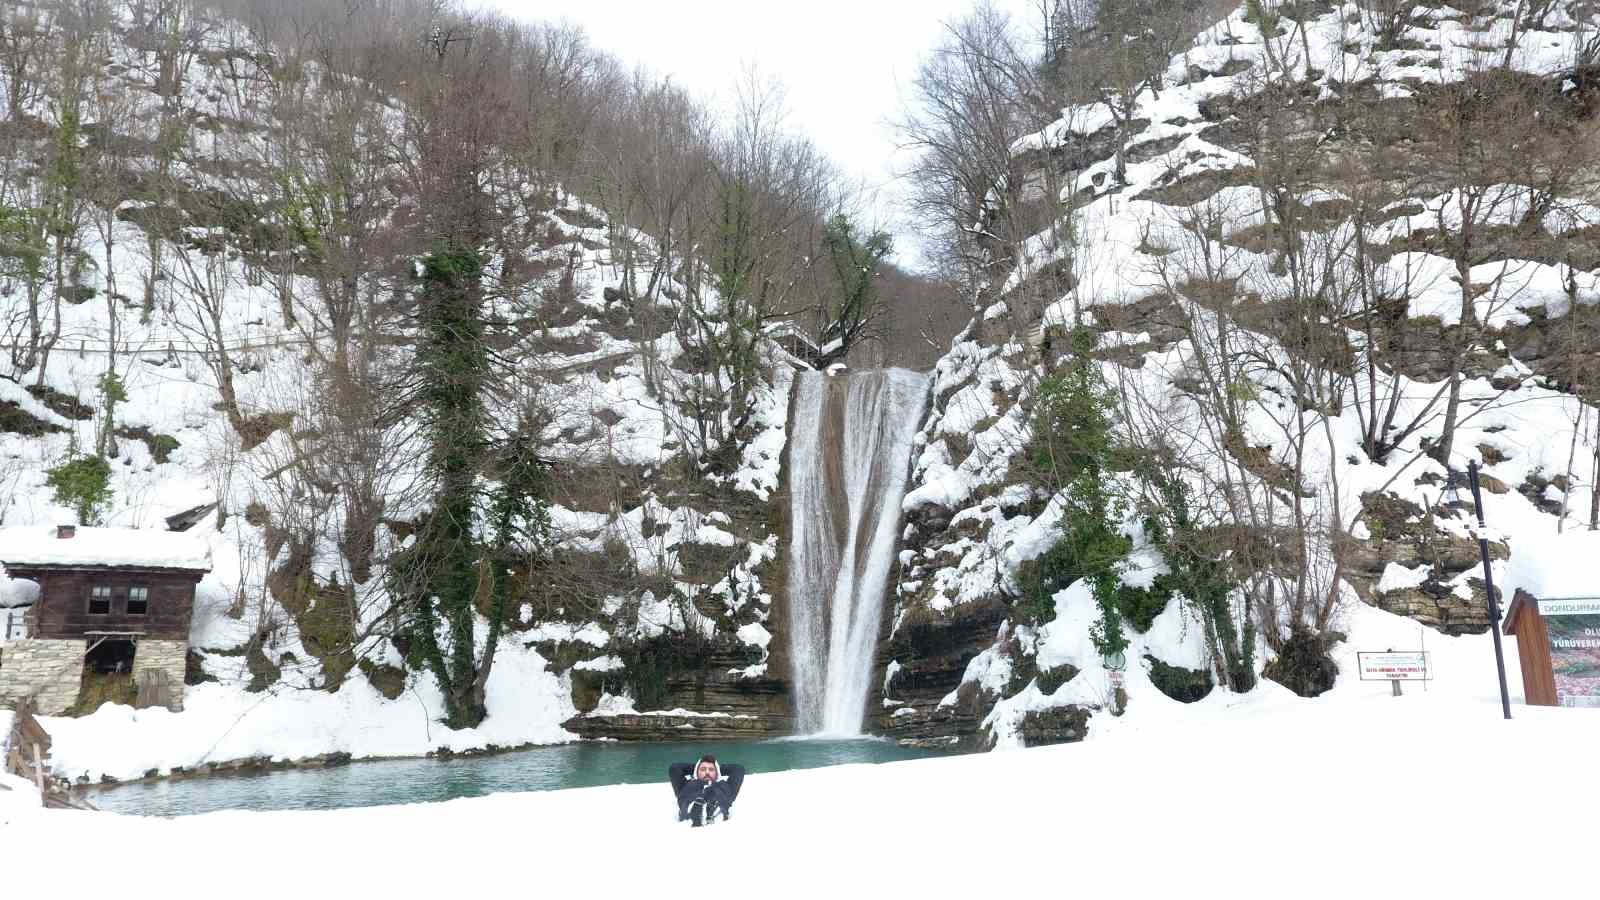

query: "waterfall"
left=787, top=368, right=929, bottom=735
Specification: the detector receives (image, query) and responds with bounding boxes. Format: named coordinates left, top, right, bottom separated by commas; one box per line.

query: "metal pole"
left=1467, top=461, right=1513, bottom=720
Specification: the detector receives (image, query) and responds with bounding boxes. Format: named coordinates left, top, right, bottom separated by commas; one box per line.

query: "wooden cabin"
left=0, top=524, right=211, bottom=714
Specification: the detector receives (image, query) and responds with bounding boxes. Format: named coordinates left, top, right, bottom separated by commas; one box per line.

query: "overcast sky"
left=481, top=0, right=1040, bottom=267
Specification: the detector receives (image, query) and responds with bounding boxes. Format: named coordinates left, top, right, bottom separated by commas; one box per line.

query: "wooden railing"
left=4, top=701, right=51, bottom=797
left=3, top=700, right=96, bottom=810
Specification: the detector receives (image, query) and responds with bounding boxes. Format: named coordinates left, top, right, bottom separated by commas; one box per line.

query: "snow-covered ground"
left=5, top=684, right=1594, bottom=897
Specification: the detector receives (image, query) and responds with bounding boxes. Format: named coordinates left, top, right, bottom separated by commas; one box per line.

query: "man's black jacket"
left=668, top=762, right=745, bottom=818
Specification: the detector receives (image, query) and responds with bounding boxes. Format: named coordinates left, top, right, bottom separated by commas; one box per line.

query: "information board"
left=1357, top=651, right=1430, bottom=681
left=1539, top=599, right=1600, bottom=708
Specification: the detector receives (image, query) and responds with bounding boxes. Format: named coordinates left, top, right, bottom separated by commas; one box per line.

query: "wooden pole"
left=31, top=741, right=45, bottom=795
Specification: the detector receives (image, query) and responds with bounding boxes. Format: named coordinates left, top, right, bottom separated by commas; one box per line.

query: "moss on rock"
left=1036, top=662, right=1080, bottom=695
left=1262, top=628, right=1340, bottom=698
left=1017, top=705, right=1090, bottom=747
left=358, top=659, right=407, bottom=700
left=1143, top=654, right=1213, bottom=703
left=185, top=649, right=218, bottom=686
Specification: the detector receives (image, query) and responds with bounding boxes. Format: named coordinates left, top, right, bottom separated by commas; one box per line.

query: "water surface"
left=94, top=737, right=941, bottom=817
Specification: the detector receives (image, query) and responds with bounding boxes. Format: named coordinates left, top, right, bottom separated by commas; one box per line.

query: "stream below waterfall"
left=92, top=738, right=940, bottom=817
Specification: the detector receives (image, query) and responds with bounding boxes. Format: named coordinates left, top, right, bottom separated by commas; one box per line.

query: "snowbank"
left=935, top=544, right=1537, bottom=750
left=37, top=641, right=577, bottom=782
left=8, top=689, right=1598, bottom=898
left=1502, top=529, right=1600, bottom=601
left=0, top=576, right=38, bottom=608
left=0, top=771, right=43, bottom=829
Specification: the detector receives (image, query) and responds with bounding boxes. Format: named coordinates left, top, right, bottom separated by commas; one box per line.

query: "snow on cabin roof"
left=0, top=526, right=212, bottom=572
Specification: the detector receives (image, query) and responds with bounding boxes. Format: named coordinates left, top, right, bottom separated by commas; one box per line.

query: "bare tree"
left=587, top=70, right=711, bottom=396
left=0, top=6, right=48, bottom=122
left=1399, top=22, right=1596, bottom=467
left=134, top=0, right=209, bottom=320
left=661, top=73, right=837, bottom=462
left=899, top=3, right=1055, bottom=297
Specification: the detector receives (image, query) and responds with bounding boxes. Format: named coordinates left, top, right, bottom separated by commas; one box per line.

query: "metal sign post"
left=1103, top=652, right=1126, bottom=715
left=1467, top=461, right=1514, bottom=721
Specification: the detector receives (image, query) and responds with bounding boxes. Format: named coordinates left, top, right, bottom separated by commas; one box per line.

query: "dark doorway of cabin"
left=86, top=639, right=137, bottom=674
left=77, top=639, right=139, bottom=713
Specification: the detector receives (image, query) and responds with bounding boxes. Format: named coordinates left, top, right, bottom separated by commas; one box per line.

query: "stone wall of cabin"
left=0, top=637, right=188, bottom=714
left=135, top=639, right=188, bottom=711
left=0, top=639, right=83, bottom=714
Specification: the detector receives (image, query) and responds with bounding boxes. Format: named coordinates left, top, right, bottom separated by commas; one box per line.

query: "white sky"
left=482, top=0, right=1040, bottom=266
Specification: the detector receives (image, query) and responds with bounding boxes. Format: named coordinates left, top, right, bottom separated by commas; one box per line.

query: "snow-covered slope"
left=876, top=0, right=1600, bottom=748
left=0, top=0, right=794, bottom=776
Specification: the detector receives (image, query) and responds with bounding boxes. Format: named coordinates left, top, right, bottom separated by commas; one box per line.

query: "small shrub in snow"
left=1139, top=471, right=1256, bottom=693
left=45, top=454, right=113, bottom=525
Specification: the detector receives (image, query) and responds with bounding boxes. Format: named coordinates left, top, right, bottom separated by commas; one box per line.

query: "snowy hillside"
left=877, top=0, right=1600, bottom=747
left=0, top=0, right=795, bottom=777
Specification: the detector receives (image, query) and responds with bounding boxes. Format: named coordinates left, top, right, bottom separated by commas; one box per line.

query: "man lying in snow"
left=668, top=755, right=745, bottom=826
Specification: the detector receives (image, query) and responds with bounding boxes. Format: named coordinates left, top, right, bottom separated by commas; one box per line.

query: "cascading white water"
left=787, top=368, right=929, bottom=735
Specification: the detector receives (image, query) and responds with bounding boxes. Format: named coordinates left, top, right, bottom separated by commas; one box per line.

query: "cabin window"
left=127, top=586, right=149, bottom=615
left=88, top=585, right=113, bottom=615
